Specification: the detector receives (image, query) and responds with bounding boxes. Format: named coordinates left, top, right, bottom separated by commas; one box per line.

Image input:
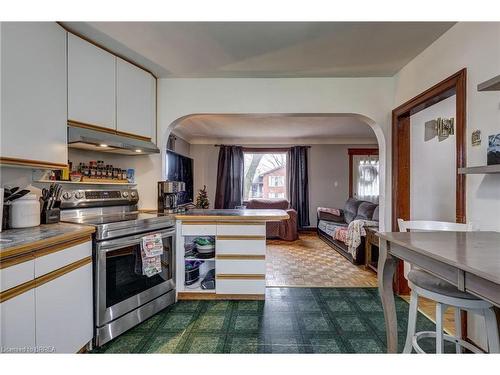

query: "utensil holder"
left=41, top=208, right=60, bottom=224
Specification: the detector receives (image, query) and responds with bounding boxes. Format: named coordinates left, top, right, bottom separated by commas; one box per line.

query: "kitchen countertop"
left=175, top=209, right=289, bottom=222
left=0, top=223, right=95, bottom=260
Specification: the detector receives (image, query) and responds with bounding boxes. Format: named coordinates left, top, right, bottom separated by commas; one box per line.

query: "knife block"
left=41, top=208, right=60, bottom=224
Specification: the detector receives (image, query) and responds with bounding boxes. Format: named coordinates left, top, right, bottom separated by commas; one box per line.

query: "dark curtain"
left=288, top=146, right=310, bottom=229
left=214, top=145, right=244, bottom=209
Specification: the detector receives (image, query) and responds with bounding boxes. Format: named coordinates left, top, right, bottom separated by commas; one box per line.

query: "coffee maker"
left=158, top=181, right=186, bottom=214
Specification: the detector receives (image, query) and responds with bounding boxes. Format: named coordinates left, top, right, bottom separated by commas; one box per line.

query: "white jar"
left=9, top=193, right=40, bottom=228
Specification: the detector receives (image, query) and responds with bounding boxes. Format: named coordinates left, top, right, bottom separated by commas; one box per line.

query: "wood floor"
left=266, top=232, right=377, bottom=287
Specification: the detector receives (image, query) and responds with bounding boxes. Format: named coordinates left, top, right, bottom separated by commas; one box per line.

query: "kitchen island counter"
left=175, top=209, right=288, bottom=300
left=175, top=208, right=289, bottom=222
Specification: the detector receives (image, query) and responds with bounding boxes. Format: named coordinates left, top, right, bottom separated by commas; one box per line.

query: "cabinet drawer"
left=217, top=224, right=265, bottom=236
left=216, top=277, right=266, bottom=295
left=35, top=240, right=92, bottom=278
left=216, top=237, right=266, bottom=255
left=182, top=224, right=216, bottom=236
left=216, top=258, right=266, bottom=275
left=0, top=258, right=35, bottom=292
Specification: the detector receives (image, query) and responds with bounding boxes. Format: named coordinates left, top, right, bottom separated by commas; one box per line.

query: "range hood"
left=68, top=125, right=160, bottom=155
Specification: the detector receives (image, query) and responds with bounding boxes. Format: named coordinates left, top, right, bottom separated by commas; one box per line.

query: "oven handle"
left=97, top=228, right=176, bottom=253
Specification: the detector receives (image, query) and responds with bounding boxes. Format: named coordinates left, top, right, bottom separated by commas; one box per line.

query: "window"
left=243, top=152, right=287, bottom=200
left=348, top=149, right=379, bottom=204
left=268, top=176, right=284, bottom=187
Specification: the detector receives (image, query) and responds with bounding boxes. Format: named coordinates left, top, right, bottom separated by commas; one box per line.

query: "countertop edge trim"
left=0, top=227, right=95, bottom=261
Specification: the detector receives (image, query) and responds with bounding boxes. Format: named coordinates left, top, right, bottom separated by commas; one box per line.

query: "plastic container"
left=9, top=193, right=40, bottom=228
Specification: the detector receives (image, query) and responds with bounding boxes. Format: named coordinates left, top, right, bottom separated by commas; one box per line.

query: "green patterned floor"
left=92, top=287, right=448, bottom=354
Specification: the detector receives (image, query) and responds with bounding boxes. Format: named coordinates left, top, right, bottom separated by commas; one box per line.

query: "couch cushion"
left=356, top=201, right=378, bottom=221
left=343, top=198, right=363, bottom=224
left=246, top=199, right=289, bottom=210
left=318, top=210, right=345, bottom=223
left=372, top=206, right=379, bottom=221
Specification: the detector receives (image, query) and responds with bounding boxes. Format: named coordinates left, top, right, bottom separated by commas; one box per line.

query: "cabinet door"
left=35, top=262, right=93, bottom=353
left=0, top=22, right=67, bottom=165
left=68, top=33, right=116, bottom=130
left=116, top=58, right=156, bottom=140
left=0, top=290, right=36, bottom=352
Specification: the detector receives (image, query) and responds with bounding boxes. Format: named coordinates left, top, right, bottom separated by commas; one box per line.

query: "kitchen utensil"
left=5, top=189, right=30, bottom=202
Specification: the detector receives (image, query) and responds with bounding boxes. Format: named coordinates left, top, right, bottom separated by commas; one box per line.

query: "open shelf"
left=34, top=179, right=136, bottom=186
left=477, top=75, right=500, bottom=91
left=458, top=165, right=500, bottom=174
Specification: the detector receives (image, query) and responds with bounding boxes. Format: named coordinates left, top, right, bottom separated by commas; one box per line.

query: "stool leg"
left=403, top=290, right=419, bottom=353
left=436, top=303, right=446, bottom=353
left=454, top=307, right=462, bottom=353
left=483, top=308, right=500, bottom=354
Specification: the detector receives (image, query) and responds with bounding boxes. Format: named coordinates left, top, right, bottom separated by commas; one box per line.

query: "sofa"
left=317, top=198, right=379, bottom=264
left=245, top=199, right=298, bottom=241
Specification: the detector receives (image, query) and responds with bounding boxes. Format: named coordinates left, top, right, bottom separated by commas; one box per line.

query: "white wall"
left=410, top=95, right=456, bottom=222
left=189, top=143, right=378, bottom=225
left=394, top=22, right=500, bottom=351
left=157, top=77, right=394, bottom=230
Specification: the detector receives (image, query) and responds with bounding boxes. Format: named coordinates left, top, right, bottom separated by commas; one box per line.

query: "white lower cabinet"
left=0, top=239, right=93, bottom=353
left=0, top=290, right=36, bottom=352
left=35, top=262, right=93, bottom=353
left=216, top=259, right=266, bottom=275
left=216, top=278, right=266, bottom=295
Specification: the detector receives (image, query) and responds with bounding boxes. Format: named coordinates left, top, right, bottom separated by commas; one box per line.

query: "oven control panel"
left=60, top=188, right=139, bottom=208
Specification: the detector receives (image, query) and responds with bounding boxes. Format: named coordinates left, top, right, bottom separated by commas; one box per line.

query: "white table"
left=377, top=231, right=500, bottom=353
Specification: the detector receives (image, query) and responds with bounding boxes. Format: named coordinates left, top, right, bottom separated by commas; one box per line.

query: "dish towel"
left=141, top=233, right=164, bottom=277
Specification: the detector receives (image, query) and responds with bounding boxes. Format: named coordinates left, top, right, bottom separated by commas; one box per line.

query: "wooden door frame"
left=392, top=68, right=467, bottom=295
left=348, top=148, right=379, bottom=198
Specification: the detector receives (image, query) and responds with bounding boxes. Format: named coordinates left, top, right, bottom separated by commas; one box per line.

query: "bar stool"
left=398, top=219, right=500, bottom=354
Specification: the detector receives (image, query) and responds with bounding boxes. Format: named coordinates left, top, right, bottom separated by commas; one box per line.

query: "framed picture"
left=487, top=133, right=500, bottom=165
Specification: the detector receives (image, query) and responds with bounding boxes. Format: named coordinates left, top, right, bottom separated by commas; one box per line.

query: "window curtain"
left=214, top=145, right=244, bottom=209
left=288, top=146, right=310, bottom=229
left=356, top=156, right=379, bottom=203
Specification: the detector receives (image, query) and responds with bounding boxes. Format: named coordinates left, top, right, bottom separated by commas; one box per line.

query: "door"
left=68, top=33, right=116, bottom=130
left=0, top=290, right=36, bottom=352
left=1, top=22, right=67, bottom=165
left=96, top=229, right=175, bottom=326
left=116, top=58, right=156, bottom=140
left=35, top=263, right=93, bottom=353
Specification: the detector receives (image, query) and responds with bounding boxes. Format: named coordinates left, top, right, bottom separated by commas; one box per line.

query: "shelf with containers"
left=180, top=235, right=216, bottom=293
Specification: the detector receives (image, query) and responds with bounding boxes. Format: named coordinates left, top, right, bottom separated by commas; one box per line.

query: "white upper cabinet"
left=116, top=58, right=156, bottom=141
left=68, top=33, right=116, bottom=130
left=1, top=22, right=67, bottom=166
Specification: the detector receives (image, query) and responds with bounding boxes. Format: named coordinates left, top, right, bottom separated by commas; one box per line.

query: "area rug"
left=92, top=287, right=452, bottom=354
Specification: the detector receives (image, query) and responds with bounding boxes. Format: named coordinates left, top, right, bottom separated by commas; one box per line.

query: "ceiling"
left=173, top=114, right=377, bottom=144
left=62, top=22, right=455, bottom=78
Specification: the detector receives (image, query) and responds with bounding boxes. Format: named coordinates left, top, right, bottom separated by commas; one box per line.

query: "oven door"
left=96, top=227, right=175, bottom=327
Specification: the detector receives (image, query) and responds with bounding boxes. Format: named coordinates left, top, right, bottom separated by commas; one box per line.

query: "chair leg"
left=454, top=307, right=462, bottom=353
left=483, top=308, right=500, bottom=354
left=436, top=303, right=446, bottom=353
left=403, top=290, right=419, bottom=353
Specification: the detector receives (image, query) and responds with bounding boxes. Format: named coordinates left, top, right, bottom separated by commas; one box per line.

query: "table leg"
left=378, top=239, right=399, bottom=353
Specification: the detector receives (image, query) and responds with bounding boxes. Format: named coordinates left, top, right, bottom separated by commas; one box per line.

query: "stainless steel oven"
left=95, top=227, right=176, bottom=346
left=60, top=188, right=177, bottom=347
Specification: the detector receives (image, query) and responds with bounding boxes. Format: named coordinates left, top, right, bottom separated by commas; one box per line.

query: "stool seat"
left=408, top=269, right=480, bottom=300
